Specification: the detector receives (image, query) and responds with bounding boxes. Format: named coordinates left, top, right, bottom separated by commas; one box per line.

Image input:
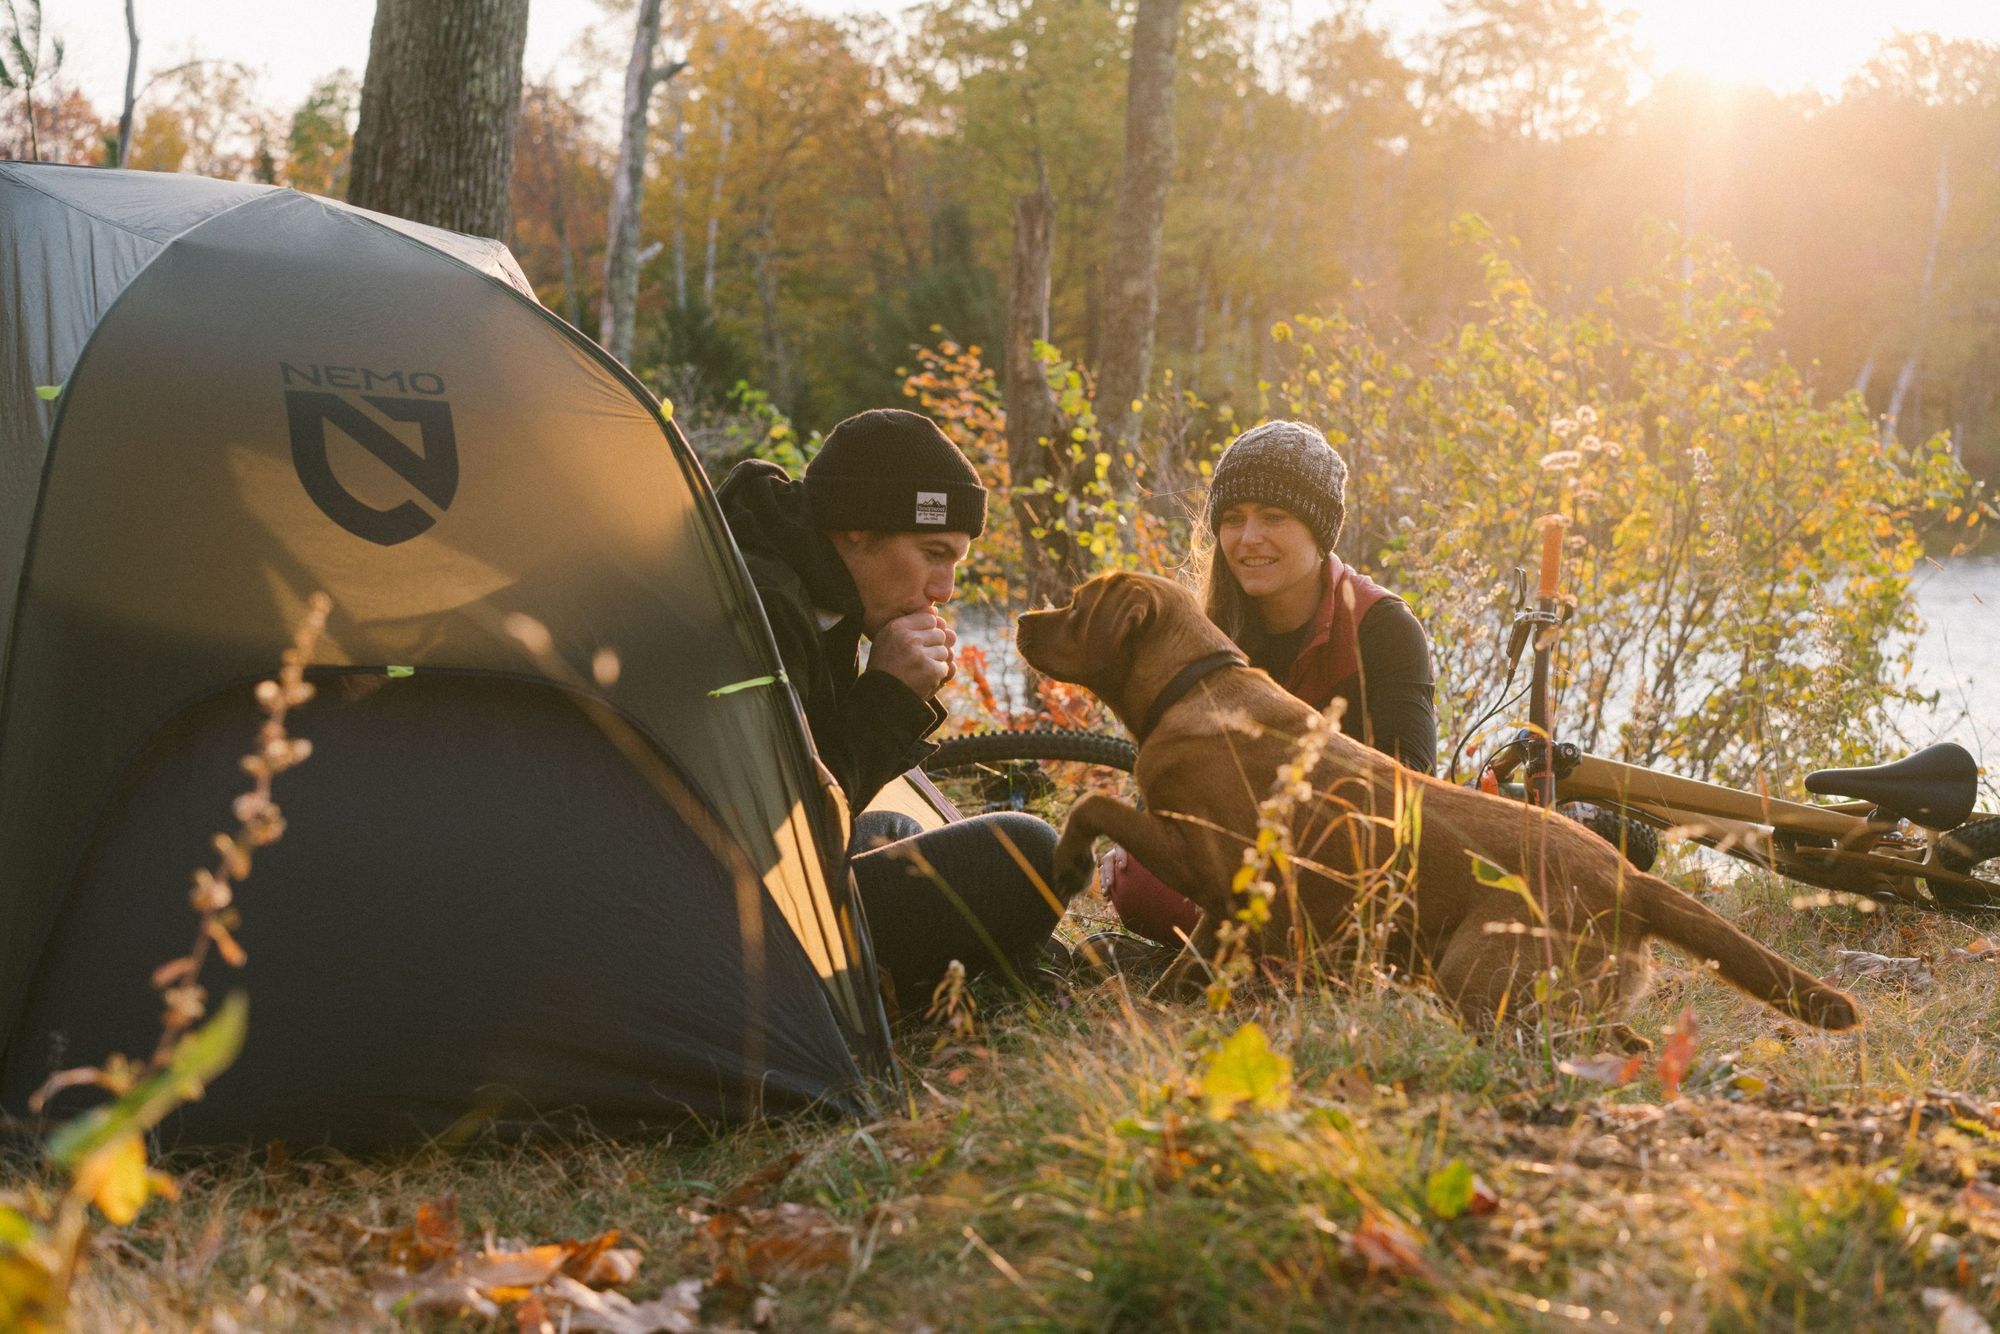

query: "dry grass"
left=24, top=855, right=2000, bottom=1331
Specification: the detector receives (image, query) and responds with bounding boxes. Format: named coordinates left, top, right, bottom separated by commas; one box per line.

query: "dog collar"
left=1135, top=650, right=1247, bottom=745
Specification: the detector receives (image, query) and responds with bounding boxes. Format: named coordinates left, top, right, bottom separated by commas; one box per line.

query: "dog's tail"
left=1635, top=877, right=1859, bottom=1030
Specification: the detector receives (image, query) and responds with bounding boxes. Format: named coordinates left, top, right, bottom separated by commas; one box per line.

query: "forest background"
left=5, top=0, right=1998, bottom=791
left=8, top=0, right=2000, bottom=487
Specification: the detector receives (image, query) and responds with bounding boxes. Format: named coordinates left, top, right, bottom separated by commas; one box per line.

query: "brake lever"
left=1503, top=567, right=1532, bottom=667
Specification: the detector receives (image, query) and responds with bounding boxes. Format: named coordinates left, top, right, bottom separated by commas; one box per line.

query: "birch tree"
left=601, top=0, right=687, bottom=364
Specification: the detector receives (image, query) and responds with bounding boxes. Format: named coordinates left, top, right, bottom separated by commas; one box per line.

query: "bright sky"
left=39, top=0, right=2000, bottom=121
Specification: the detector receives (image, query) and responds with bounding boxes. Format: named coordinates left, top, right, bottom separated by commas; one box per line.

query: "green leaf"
left=47, top=993, right=247, bottom=1169
left=1110, top=1116, right=1162, bottom=1141
left=386, top=665, right=414, bottom=679
left=1426, top=1158, right=1475, bottom=1219
left=33, top=385, right=61, bottom=402
left=1468, top=851, right=1544, bottom=922
left=1200, top=1022, right=1292, bottom=1119
left=1467, top=852, right=1524, bottom=892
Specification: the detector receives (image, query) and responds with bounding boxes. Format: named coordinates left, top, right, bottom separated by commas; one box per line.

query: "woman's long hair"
left=1192, top=527, right=1255, bottom=643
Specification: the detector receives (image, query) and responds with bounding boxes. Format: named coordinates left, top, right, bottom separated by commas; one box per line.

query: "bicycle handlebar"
left=1537, top=519, right=1564, bottom=599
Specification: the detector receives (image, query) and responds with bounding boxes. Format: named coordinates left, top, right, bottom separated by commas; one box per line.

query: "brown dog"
left=1016, top=571, right=1858, bottom=1045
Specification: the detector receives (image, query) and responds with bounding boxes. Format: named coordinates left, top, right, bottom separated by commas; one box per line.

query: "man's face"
left=829, top=530, right=972, bottom=635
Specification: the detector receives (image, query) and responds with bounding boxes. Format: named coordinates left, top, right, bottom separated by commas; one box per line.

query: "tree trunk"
left=1884, top=150, right=1951, bottom=445
left=703, top=102, right=733, bottom=306
left=669, top=84, right=689, bottom=310
left=600, top=0, right=685, bottom=364
left=751, top=207, right=792, bottom=408
left=1006, top=187, right=1086, bottom=607
left=1093, top=0, right=1187, bottom=473
left=347, top=0, right=530, bottom=238
left=116, top=0, right=139, bottom=167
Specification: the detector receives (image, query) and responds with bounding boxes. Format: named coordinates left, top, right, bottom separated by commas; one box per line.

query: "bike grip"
left=1537, top=521, right=1563, bottom=598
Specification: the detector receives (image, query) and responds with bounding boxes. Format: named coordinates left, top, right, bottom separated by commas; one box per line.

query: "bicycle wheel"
left=924, top=728, right=1138, bottom=774
left=1555, top=801, right=1660, bottom=874
left=922, top=728, right=1137, bottom=820
left=1930, top=816, right=2000, bottom=908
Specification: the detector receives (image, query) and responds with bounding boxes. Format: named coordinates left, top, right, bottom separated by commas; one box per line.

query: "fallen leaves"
left=1558, top=1053, right=1645, bottom=1087
left=1558, top=1009, right=1699, bottom=1101
left=363, top=1195, right=645, bottom=1323
left=1825, top=949, right=1936, bottom=990
left=1349, top=1208, right=1433, bottom=1281
left=691, top=1201, right=852, bottom=1287
left=1425, top=1158, right=1500, bottom=1220
left=541, top=1276, right=707, bottom=1334
left=351, top=1154, right=883, bottom=1331
left=1923, top=1286, right=1994, bottom=1334
left=1656, top=1008, right=1699, bottom=1101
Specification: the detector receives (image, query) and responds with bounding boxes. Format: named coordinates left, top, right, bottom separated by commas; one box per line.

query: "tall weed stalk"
left=0, top=593, right=329, bottom=1329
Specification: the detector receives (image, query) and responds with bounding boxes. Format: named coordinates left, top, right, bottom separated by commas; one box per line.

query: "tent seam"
left=0, top=165, right=277, bottom=247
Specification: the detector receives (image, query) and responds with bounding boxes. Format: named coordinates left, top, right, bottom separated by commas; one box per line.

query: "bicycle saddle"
left=1804, top=741, right=1977, bottom=831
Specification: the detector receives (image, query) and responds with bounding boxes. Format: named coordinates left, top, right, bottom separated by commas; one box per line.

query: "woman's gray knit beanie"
left=1204, top=420, right=1347, bottom=552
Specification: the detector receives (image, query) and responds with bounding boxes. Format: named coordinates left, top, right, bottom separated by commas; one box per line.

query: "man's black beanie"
left=804, top=408, right=986, bottom=537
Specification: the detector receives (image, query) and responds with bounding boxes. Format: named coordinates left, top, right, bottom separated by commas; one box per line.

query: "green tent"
left=0, top=163, right=893, bottom=1146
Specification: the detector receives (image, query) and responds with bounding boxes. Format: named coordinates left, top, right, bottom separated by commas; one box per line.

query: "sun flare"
left=1627, top=0, right=1996, bottom=92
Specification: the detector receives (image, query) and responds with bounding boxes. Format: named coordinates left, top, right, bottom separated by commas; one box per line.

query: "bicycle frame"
left=1553, top=751, right=1994, bottom=904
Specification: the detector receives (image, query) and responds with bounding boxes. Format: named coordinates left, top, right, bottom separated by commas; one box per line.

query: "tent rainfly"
left=0, top=163, right=893, bottom=1148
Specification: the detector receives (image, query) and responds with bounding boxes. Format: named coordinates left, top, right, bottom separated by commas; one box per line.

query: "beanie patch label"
left=915, top=491, right=949, bottom=526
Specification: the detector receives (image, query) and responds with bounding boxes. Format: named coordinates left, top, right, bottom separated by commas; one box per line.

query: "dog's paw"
left=1049, top=839, right=1098, bottom=901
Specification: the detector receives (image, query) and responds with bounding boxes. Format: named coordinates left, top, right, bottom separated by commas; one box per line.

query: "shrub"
left=1266, top=219, right=1979, bottom=784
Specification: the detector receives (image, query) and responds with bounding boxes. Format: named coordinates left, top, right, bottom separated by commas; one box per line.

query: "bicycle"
left=1467, top=519, right=2000, bottom=910
left=921, top=524, right=2000, bottom=909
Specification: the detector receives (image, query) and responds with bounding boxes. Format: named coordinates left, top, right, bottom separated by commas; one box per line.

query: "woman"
left=1099, top=420, right=1437, bottom=948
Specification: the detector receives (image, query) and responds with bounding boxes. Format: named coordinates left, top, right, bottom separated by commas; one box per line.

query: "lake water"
left=1899, top=555, right=1997, bottom=767
left=957, top=555, right=1997, bottom=780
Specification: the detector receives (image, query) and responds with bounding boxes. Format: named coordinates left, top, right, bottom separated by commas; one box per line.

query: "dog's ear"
left=1082, top=575, right=1155, bottom=671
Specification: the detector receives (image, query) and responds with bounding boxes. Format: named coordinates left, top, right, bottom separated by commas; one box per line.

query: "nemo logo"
left=282, top=365, right=457, bottom=546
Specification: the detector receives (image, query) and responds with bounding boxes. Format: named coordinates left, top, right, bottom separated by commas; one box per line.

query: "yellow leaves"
left=73, top=1134, right=175, bottom=1226
left=1199, top=1022, right=1293, bottom=1119
left=1742, top=1037, right=1785, bottom=1064
left=0, top=1218, right=61, bottom=1334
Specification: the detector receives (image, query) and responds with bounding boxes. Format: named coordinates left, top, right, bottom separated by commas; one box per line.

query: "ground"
left=27, top=857, right=2000, bottom=1331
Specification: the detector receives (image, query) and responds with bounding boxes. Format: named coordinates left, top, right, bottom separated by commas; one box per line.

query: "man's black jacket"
left=717, top=459, right=944, bottom=810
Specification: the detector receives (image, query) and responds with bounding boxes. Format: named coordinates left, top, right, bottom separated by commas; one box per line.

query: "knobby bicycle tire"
left=1931, top=815, right=2000, bottom=907
left=923, top=728, right=1138, bottom=774
left=1555, top=801, right=1660, bottom=874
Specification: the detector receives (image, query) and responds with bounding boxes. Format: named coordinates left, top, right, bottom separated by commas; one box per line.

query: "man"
left=717, top=408, right=1066, bottom=1010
